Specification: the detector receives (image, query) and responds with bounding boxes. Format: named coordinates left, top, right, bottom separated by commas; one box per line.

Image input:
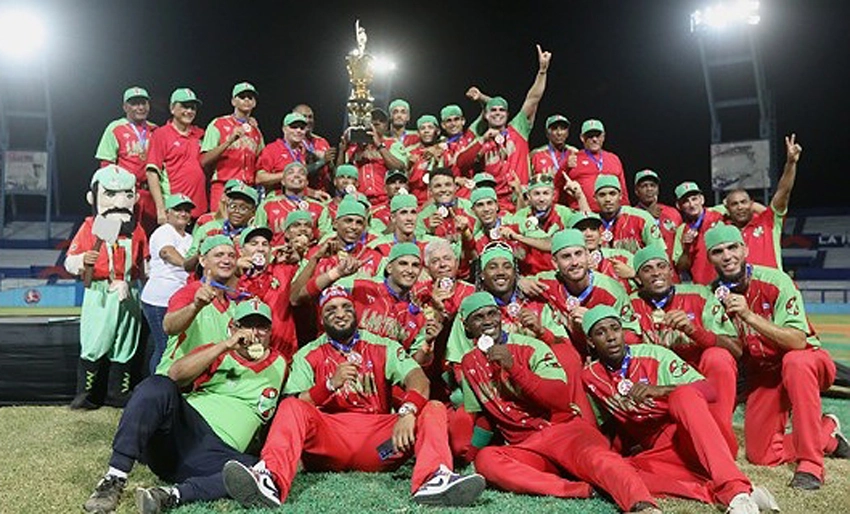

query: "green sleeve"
left=708, top=204, right=728, bottom=216
left=461, top=374, right=483, bottom=413
left=445, top=315, right=474, bottom=364
left=415, top=205, right=435, bottom=238
left=94, top=121, right=122, bottom=161
left=200, top=122, right=222, bottom=152
left=468, top=114, right=485, bottom=137
left=318, top=206, right=333, bottom=236
left=253, top=201, right=268, bottom=226
left=186, top=221, right=217, bottom=259
left=526, top=338, right=567, bottom=381
left=540, top=305, right=568, bottom=338
left=700, top=289, right=737, bottom=337
left=382, top=336, right=421, bottom=385
left=283, top=346, right=317, bottom=394
left=605, top=277, right=641, bottom=335
left=389, top=141, right=409, bottom=168
left=772, top=274, right=812, bottom=334
left=509, top=111, right=532, bottom=140
left=671, top=225, right=685, bottom=262
left=650, top=346, right=705, bottom=386
left=368, top=216, right=387, bottom=236
left=642, top=216, right=666, bottom=251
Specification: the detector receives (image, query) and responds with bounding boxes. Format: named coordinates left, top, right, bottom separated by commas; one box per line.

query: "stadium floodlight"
left=372, top=55, right=397, bottom=75
left=0, top=7, right=47, bottom=60
left=690, top=1, right=760, bottom=33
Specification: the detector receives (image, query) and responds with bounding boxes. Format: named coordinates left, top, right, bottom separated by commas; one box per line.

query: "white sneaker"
left=751, top=485, right=780, bottom=512
left=412, top=464, right=486, bottom=506
left=223, top=460, right=281, bottom=508
left=726, top=492, right=759, bottom=514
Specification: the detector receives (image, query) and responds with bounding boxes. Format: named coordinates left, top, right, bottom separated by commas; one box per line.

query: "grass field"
left=0, top=314, right=848, bottom=514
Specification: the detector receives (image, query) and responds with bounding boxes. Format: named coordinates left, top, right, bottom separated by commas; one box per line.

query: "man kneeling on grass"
left=222, top=285, right=486, bottom=508
left=83, top=299, right=286, bottom=514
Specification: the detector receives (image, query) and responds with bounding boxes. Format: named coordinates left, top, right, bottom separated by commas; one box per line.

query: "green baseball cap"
left=704, top=224, right=744, bottom=251
left=90, top=165, right=135, bottom=190
left=459, top=291, right=498, bottom=322
left=581, top=119, right=605, bottom=135
left=240, top=224, right=273, bottom=247
left=551, top=228, right=586, bottom=255
left=170, top=88, right=201, bottom=105
left=234, top=298, right=272, bottom=323
left=335, top=164, right=359, bottom=180
left=224, top=179, right=243, bottom=193
left=632, top=245, right=669, bottom=272
left=480, top=246, right=514, bottom=269
left=473, top=172, right=497, bottom=188
left=674, top=181, right=702, bottom=200
left=335, top=198, right=367, bottom=220
left=440, top=104, right=463, bottom=121
left=545, top=114, right=570, bottom=129
left=284, top=210, right=314, bottom=229
left=232, top=82, right=258, bottom=97
left=582, top=305, right=620, bottom=335
left=123, top=86, right=149, bottom=103
left=385, top=168, right=408, bottom=183
left=283, top=112, right=307, bottom=126
left=634, top=169, right=660, bottom=185
left=226, top=183, right=259, bottom=205
left=485, top=96, right=508, bottom=111
left=389, top=98, right=410, bottom=112
left=416, top=115, right=438, bottom=129
left=200, top=234, right=234, bottom=255
left=568, top=211, right=603, bottom=229
left=165, top=193, right=195, bottom=210
left=594, top=174, right=621, bottom=193
left=390, top=193, right=418, bottom=213
left=527, top=173, right=555, bottom=191
left=470, top=187, right=497, bottom=205
left=388, top=242, right=421, bottom=263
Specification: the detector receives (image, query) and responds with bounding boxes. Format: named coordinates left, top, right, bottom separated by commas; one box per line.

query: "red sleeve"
left=167, top=282, right=200, bottom=313
left=614, top=155, right=630, bottom=205
left=145, top=128, right=166, bottom=171
left=507, top=361, right=572, bottom=412
left=190, top=344, right=226, bottom=390
left=624, top=329, right=641, bottom=345
left=455, top=139, right=483, bottom=173
left=67, top=221, right=94, bottom=256
left=256, top=145, right=276, bottom=172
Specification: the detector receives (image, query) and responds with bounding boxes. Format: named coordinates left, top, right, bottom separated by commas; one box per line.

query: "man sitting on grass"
left=83, top=299, right=286, bottom=514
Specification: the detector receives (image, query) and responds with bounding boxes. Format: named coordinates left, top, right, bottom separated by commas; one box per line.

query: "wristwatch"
left=397, top=402, right=417, bottom=417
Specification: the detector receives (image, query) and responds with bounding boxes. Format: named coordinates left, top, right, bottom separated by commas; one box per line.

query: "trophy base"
left=349, top=126, right=371, bottom=145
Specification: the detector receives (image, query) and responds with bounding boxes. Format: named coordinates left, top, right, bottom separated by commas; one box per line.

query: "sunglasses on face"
left=127, top=99, right=148, bottom=106
left=288, top=124, right=308, bottom=131
left=178, top=102, right=199, bottom=111
left=236, top=93, right=256, bottom=100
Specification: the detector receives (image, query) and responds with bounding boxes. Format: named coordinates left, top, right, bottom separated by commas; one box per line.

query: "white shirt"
left=141, top=223, right=192, bottom=307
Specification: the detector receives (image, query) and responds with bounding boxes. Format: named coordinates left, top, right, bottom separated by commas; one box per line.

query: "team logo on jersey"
left=785, top=297, right=800, bottom=316
left=257, top=387, right=280, bottom=421
left=620, top=304, right=636, bottom=323
left=650, top=224, right=661, bottom=238
left=668, top=359, right=690, bottom=378
left=753, top=226, right=764, bottom=238
left=663, top=219, right=676, bottom=231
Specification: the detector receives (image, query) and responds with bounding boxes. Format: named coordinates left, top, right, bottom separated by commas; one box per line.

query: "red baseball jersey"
left=564, top=149, right=629, bottom=211
left=283, top=330, right=420, bottom=414
left=385, top=130, right=420, bottom=148
left=95, top=118, right=157, bottom=186
left=238, top=263, right=300, bottom=360
left=145, top=121, right=207, bottom=217
left=636, top=203, right=682, bottom=262
left=255, top=195, right=323, bottom=246
left=406, top=143, right=452, bottom=204
left=255, top=138, right=307, bottom=194
left=336, top=277, right=427, bottom=350
left=303, top=241, right=383, bottom=278
left=67, top=217, right=148, bottom=281
left=732, top=205, right=785, bottom=270
left=599, top=206, right=665, bottom=254
left=672, top=209, right=726, bottom=285
left=201, top=115, right=264, bottom=186
left=343, top=143, right=389, bottom=208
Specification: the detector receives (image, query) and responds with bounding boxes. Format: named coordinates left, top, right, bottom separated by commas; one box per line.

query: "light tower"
left=0, top=6, right=59, bottom=244
left=691, top=1, right=774, bottom=204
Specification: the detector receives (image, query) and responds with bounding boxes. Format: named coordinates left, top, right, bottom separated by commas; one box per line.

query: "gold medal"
left=651, top=309, right=665, bottom=325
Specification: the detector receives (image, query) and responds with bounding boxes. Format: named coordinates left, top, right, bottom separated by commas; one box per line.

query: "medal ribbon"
left=493, top=289, right=519, bottom=308
left=605, top=344, right=631, bottom=379
left=328, top=332, right=360, bottom=353
left=282, top=138, right=303, bottom=163
left=584, top=149, right=604, bottom=171
left=688, top=209, right=705, bottom=231
left=548, top=144, right=568, bottom=170
left=201, top=276, right=251, bottom=300
left=129, top=122, right=148, bottom=153
left=565, top=270, right=594, bottom=306
left=600, top=212, right=618, bottom=233
left=650, top=286, right=676, bottom=310
left=383, top=278, right=420, bottom=315
left=718, top=264, right=753, bottom=292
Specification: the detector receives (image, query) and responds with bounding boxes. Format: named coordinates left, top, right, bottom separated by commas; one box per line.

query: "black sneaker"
left=135, top=486, right=178, bottom=513
left=83, top=474, right=127, bottom=512
left=825, top=414, right=850, bottom=459
left=788, top=471, right=821, bottom=490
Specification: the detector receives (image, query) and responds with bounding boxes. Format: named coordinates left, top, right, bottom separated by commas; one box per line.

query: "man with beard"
left=564, top=119, right=629, bottom=211
left=292, top=242, right=437, bottom=358
left=528, top=229, right=641, bottom=361
left=581, top=306, right=778, bottom=514
left=672, top=181, right=726, bottom=284
left=255, top=161, right=324, bottom=246
left=568, top=211, right=636, bottom=293
left=386, top=98, right=420, bottom=147
left=95, top=86, right=158, bottom=234
left=594, top=174, right=665, bottom=254
left=222, top=287, right=485, bottom=508
left=65, top=165, right=148, bottom=409
left=455, top=293, right=660, bottom=513
left=455, top=45, right=552, bottom=213
left=633, top=169, right=681, bottom=263
left=200, top=82, right=265, bottom=209
left=723, top=135, right=802, bottom=270
left=146, top=88, right=207, bottom=221
left=406, top=115, right=449, bottom=203
left=629, top=245, right=742, bottom=451
left=368, top=194, right=439, bottom=269
left=182, top=182, right=258, bottom=272
left=156, top=235, right=241, bottom=375
left=705, top=225, right=849, bottom=489
left=82, top=299, right=286, bottom=514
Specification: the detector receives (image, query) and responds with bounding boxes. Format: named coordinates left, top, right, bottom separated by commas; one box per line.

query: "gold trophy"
left=345, top=19, right=375, bottom=144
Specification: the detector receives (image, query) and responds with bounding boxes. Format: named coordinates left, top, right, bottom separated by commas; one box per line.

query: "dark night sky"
left=18, top=0, right=850, bottom=215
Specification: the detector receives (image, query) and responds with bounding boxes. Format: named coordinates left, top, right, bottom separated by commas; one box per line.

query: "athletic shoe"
left=824, top=414, right=850, bottom=459
left=223, top=460, right=281, bottom=508
left=750, top=485, right=780, bottom=512
left=726, top=492, right=759, bottom=514
left=135, top=486, right=177, bottom=513
left=83, top=474, right=126, bottom=512
left=788, top=471, right=821, bottom=490
left=412, top=464, right=486, bottom=506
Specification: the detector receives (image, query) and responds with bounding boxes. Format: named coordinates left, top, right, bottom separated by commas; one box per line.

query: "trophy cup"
left=345, top=20, right=375, bottom=144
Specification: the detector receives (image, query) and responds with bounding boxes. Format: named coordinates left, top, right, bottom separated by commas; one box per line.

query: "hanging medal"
left=477, top=334, right=494, bottom=353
